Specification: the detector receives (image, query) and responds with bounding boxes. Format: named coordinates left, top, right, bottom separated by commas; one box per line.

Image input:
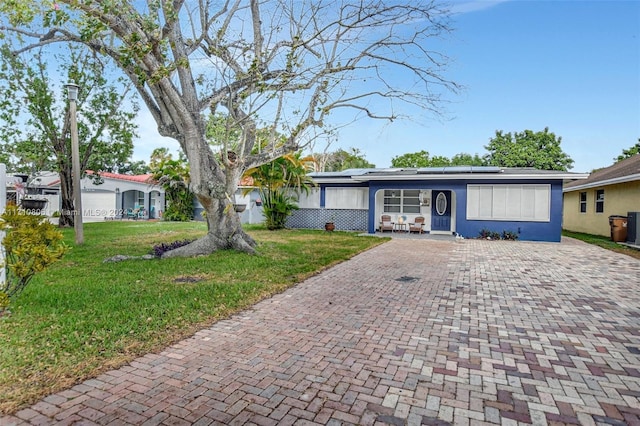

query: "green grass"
left=0, top=221, right=386, bottom=414
left=562, top=229, right=640, bottom=260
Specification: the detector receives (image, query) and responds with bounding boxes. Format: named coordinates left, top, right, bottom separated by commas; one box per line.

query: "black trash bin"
left=609, top=215, right=628, bottom=242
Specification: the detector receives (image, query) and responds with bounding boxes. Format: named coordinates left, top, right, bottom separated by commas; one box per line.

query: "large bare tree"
left=0, top=0, right=459, bottom=256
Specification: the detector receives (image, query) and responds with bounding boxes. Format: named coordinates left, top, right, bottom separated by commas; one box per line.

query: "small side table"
left=394, top=223, right=407, bottom=233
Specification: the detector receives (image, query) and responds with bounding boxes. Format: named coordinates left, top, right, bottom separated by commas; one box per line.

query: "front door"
left=431, top=190, right=451, bottom=232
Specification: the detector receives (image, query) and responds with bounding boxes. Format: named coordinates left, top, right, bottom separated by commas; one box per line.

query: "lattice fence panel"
left=287, top=208, right=368, bottom=231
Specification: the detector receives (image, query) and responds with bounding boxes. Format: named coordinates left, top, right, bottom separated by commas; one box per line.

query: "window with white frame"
left=466, top=184, right=550, bottom=222
left=136, top=191, right=145, bottom=208
left=595, top=189, right=604, bottom=213
left=383, top=189, right=421, bottom=214
left=579, top=192, right=587, bottom=213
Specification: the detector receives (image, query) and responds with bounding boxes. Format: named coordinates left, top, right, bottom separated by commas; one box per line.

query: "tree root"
left=161, top=230, right=257, bottom=258
left=229, top=232, right=257, bottom=254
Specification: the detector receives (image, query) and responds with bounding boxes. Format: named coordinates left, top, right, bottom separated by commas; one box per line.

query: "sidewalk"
left=2, top=238, right=640, bottom=425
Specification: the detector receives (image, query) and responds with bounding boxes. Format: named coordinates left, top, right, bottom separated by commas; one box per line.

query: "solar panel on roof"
left=417, top=166, right=502, bottom=174
left=309, top=168, right=381, bottom=178
left=416, top=167, right=446, bottom=174
left=442, top=166, right=472, bottom=173
left=470, top=166, right=502, bottom=173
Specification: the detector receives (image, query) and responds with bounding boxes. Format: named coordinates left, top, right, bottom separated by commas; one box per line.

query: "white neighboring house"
left=79, top=171, right=165, bottom=221
left=5, top=171, right=165, bottom=221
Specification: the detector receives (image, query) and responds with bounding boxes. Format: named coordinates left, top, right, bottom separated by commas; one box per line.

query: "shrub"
left=262, top=191, right=298, bottom=230
left=479, top=228, right=501, bottom=240
left=0, top=291, right=9, bottom=309
left=0, top=204, right=67, bottom=301
left=151, top=239, right=195, bottom=258
left=502, top=230, right=519, bottom=240
left=478, top=228, right=519, bottom=240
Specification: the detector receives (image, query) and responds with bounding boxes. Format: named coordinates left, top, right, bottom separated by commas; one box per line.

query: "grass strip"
left=0, top=221, right=386, bottom=413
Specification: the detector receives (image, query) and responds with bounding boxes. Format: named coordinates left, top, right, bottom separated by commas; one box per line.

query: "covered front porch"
left=372, top=188, right=458, bottom=236
left=116, top=189, right=164, bottom=220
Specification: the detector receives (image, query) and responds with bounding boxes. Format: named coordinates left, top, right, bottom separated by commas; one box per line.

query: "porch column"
left=115, top=188, right=122, bottom=215
left=145, top=192, right=151, bottom=218
left=368, top=184, right=382, bottom=234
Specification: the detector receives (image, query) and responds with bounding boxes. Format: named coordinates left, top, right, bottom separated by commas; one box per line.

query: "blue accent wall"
left=368, top=179, right=562, bottom=242
left=330, top=178, right=566, bottom=242
left=453, top=179, right=564, bottom=242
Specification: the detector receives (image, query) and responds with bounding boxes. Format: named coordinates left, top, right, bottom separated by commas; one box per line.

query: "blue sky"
left=133, top=0, right=640, bottom=173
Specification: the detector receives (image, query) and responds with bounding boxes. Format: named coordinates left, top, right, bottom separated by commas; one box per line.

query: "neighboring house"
left=5, top=169, right=266, bottom=224
left=288, top=166, right=588, bottom=242
left=81, top=171, right=165, bottom=220
left=563, top=155, right=640, bottom=237
left=5, top=171, right=165, bottom=221
left=5, top=171, right=61, bottom=215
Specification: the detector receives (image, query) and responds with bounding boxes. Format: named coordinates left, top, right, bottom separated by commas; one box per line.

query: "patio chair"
left=409, top=216, right=425, bottom=234
left=379, top=214, right=393, bottom=232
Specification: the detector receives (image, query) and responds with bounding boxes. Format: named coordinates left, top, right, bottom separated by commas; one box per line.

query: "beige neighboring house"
left=563, top=155, right=640, bottom=237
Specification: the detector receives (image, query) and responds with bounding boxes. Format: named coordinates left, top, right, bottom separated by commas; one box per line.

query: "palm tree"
left=149, top=148, right=193, bottom=221
left=244, top=153, right=316, bottom=230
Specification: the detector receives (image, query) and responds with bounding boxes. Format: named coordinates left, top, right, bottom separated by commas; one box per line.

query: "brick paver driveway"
left=3, top=238, right=640, bottom=425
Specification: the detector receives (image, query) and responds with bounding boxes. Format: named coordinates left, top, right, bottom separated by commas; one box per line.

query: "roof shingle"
left=564, top=155, right=640, bottom=189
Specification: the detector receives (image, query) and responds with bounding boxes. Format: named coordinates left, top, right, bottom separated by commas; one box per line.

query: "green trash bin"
left=609, top=215, right=628, bottom=242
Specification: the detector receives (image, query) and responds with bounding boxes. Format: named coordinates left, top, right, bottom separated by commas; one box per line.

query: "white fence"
left=0, top=163, right=6, bottom=288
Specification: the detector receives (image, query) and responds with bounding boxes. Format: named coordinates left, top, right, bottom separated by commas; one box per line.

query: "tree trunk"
left=58, top=167, right=75, bottom=228
left=161, top=129, right=258, bottom=258
left=161, top=194, right=257, bottom=258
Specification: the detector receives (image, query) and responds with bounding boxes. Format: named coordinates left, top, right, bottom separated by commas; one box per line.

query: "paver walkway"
left=2, top=238, right=640, bottom=425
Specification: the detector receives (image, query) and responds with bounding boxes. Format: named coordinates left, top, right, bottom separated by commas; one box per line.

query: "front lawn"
left=562, top=229, right=640, bottom=260
left=0, top=221, right=385, bottom=414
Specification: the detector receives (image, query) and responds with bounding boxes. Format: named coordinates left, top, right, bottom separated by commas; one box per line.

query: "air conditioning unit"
left=628, top=212, right=640, bottom=245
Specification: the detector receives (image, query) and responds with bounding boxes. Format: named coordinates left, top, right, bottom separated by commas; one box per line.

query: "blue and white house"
left=287, top=166, right=588, bottom=242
